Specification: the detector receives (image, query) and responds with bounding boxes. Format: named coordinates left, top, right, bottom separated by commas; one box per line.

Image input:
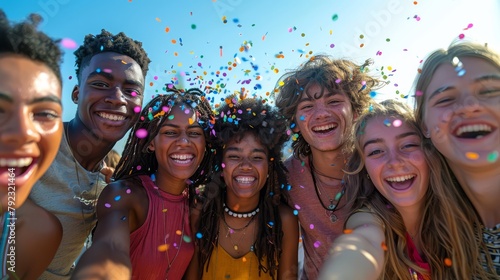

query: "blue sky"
left=2, top=0, right=499, bottom=153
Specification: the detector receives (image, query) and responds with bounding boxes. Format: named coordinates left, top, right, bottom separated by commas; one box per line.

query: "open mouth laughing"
left=312, top=123, right=338, bottom=134
left=385, top=174, right=415, bottom=191
left=454, top=124, right=493, bottom=139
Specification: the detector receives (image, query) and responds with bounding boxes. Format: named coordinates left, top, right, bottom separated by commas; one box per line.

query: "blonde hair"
left=413, top=41, right=500, bottom=277
left=343, top=99, right=494, bottom=279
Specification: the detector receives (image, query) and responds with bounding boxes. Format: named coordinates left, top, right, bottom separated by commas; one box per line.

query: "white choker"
left=224, top=203, right=260, bottom=218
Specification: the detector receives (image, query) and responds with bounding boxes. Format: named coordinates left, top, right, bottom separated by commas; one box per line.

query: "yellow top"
left=201, top=243, right=273, bottom=280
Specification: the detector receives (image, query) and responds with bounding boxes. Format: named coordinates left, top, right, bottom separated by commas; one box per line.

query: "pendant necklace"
left=222, top=213, right=256, bottom=252
left=65, top=122, right=102, bottom=247
left=310, top=159, right=346, bottom=223
left=154, top=181, right=187, bottom=280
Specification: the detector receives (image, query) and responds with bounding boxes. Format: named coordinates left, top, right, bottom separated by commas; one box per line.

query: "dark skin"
left=13, top=199, right=62, bottom=280
left=73, top=105, right=207, bottom=279
left=69, top=52, right=144, bottom=172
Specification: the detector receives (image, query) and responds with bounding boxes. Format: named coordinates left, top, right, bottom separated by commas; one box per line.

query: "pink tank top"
left=130, top=175, right=194, bottom=280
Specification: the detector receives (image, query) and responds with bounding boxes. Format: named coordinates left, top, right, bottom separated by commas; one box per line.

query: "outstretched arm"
left=318, top=210, right=385, bottom=280
left=72, top=181, right=142, bottom=280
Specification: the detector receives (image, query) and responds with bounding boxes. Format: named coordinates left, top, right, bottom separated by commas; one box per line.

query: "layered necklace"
left=309, top=159, right=346, bottom=223
left=154, top=180, right=187, bottom=280
left=65, top=123, right=102, bottom=246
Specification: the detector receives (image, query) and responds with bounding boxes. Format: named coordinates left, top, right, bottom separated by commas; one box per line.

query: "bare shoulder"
left=13, top=199, right=62, bottom=279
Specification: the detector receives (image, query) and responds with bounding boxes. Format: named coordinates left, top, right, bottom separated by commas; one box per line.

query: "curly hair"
left=0, top=10, right=63, bottom=84
left=196, top=95, right=290, bottom=279
left=343, top=99, right=495, bottom=279
left=113, top=87, right=216, bottom=202
left=274, top=54, right=384, bottom=158
left=73, top=29, right=150, bottom=82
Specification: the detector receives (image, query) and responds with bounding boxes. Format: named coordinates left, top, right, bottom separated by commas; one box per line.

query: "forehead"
left=163, top=104, right=198, bottom=123
left=225, top=132, right=264, bottom=149
left=0, top=54, right=61, bottom=99
left=425, top=57, right=500, bottom=96
left=83, top=52, right=144, bottom=78
left=361, top=116, right=415, bottom=142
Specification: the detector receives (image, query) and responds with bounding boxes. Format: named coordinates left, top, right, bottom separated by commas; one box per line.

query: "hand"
left=100, top=163, right=114, bottom=184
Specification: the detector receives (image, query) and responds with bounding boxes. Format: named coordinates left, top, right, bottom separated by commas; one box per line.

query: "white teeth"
left=456, top=124, right=492, bottom=136
left=235, top=176, right=255, bottom=183
left=386, top=175, right=414, bottom=182
left=98, top=112, right=126, bottom=121
left=313, top=124, right=336, bottom=132
left=0, top=157, right=33, bottom=167
left=171, top=154, right=193, bottom=161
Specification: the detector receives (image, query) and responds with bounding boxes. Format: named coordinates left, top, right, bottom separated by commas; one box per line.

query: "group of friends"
left=0, top=9, right=499, bottom=280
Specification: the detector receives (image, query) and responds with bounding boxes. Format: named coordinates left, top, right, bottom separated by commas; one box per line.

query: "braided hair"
left=113, top=87, right=216, bottom=202
left=197, top=95, right=290, bottom=279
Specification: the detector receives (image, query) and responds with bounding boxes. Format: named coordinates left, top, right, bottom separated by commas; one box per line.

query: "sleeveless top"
left=202, top=243, right=272, bottom=280
left=130, top=175, right=194, bottom=280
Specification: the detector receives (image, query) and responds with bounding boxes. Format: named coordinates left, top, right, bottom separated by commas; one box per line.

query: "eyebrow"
left=0, top=92, right=13, bottom=102
left=362, top=131, right=419, bottom=150
left=29, top=96, right=62, bottom=105
left=87, top=71, right=144, bottom=88
left=428, top=74, right=500, bottom=101
left=0, top=92, right=61, bottom=105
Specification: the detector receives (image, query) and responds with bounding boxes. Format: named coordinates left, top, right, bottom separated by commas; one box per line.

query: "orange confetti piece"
left=381, top=241, right=388, bottom=251
left=176, top=230, right=182, bottom=235
left=149, top=82, right=154, bottom=86
left=171, top=39, right=177, bottom=44
left=158, top=244, right=169, bottom=252
left=188, top=118, right=194, bottom=125
left=242, top=257, right=247, bottom=262
left=413, top=1, right=418, bottom=4
left=162, top=208, right=167, bottom=213
left=466, top=152, right=479, bottom=160
left=444, top=258, right=452, bottom=267
left=360, top=43, right=364, bottom=48
left=343, top=229, right=353, bottom=234
left=165, top=27, right=170, bottom=33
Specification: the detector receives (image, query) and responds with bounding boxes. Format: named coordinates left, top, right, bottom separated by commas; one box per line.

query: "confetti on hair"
left=444, top=258, right=452, bottom=267
left=136, top=128, right=148, bottom=139
left=381, top=241, right=388, bottom=251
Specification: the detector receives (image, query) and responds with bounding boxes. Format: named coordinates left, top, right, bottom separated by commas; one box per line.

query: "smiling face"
left=149, top=105, right=206, bottom=184
left=294, top=83, right=355, bottom=153
left=423, top=57, right=500, bottom=171
left=222, top=132, right=269, bottom=204
left=361, top=116, right=429, bottom=211
left=73, top=52, right=145, bottom=143
left=0, top=54, right=63, bottom=211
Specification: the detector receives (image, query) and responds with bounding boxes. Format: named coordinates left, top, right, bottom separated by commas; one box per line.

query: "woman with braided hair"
left=73, top=87, right=216, bottom=279
left=186, top=95, right=299, bottom=280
